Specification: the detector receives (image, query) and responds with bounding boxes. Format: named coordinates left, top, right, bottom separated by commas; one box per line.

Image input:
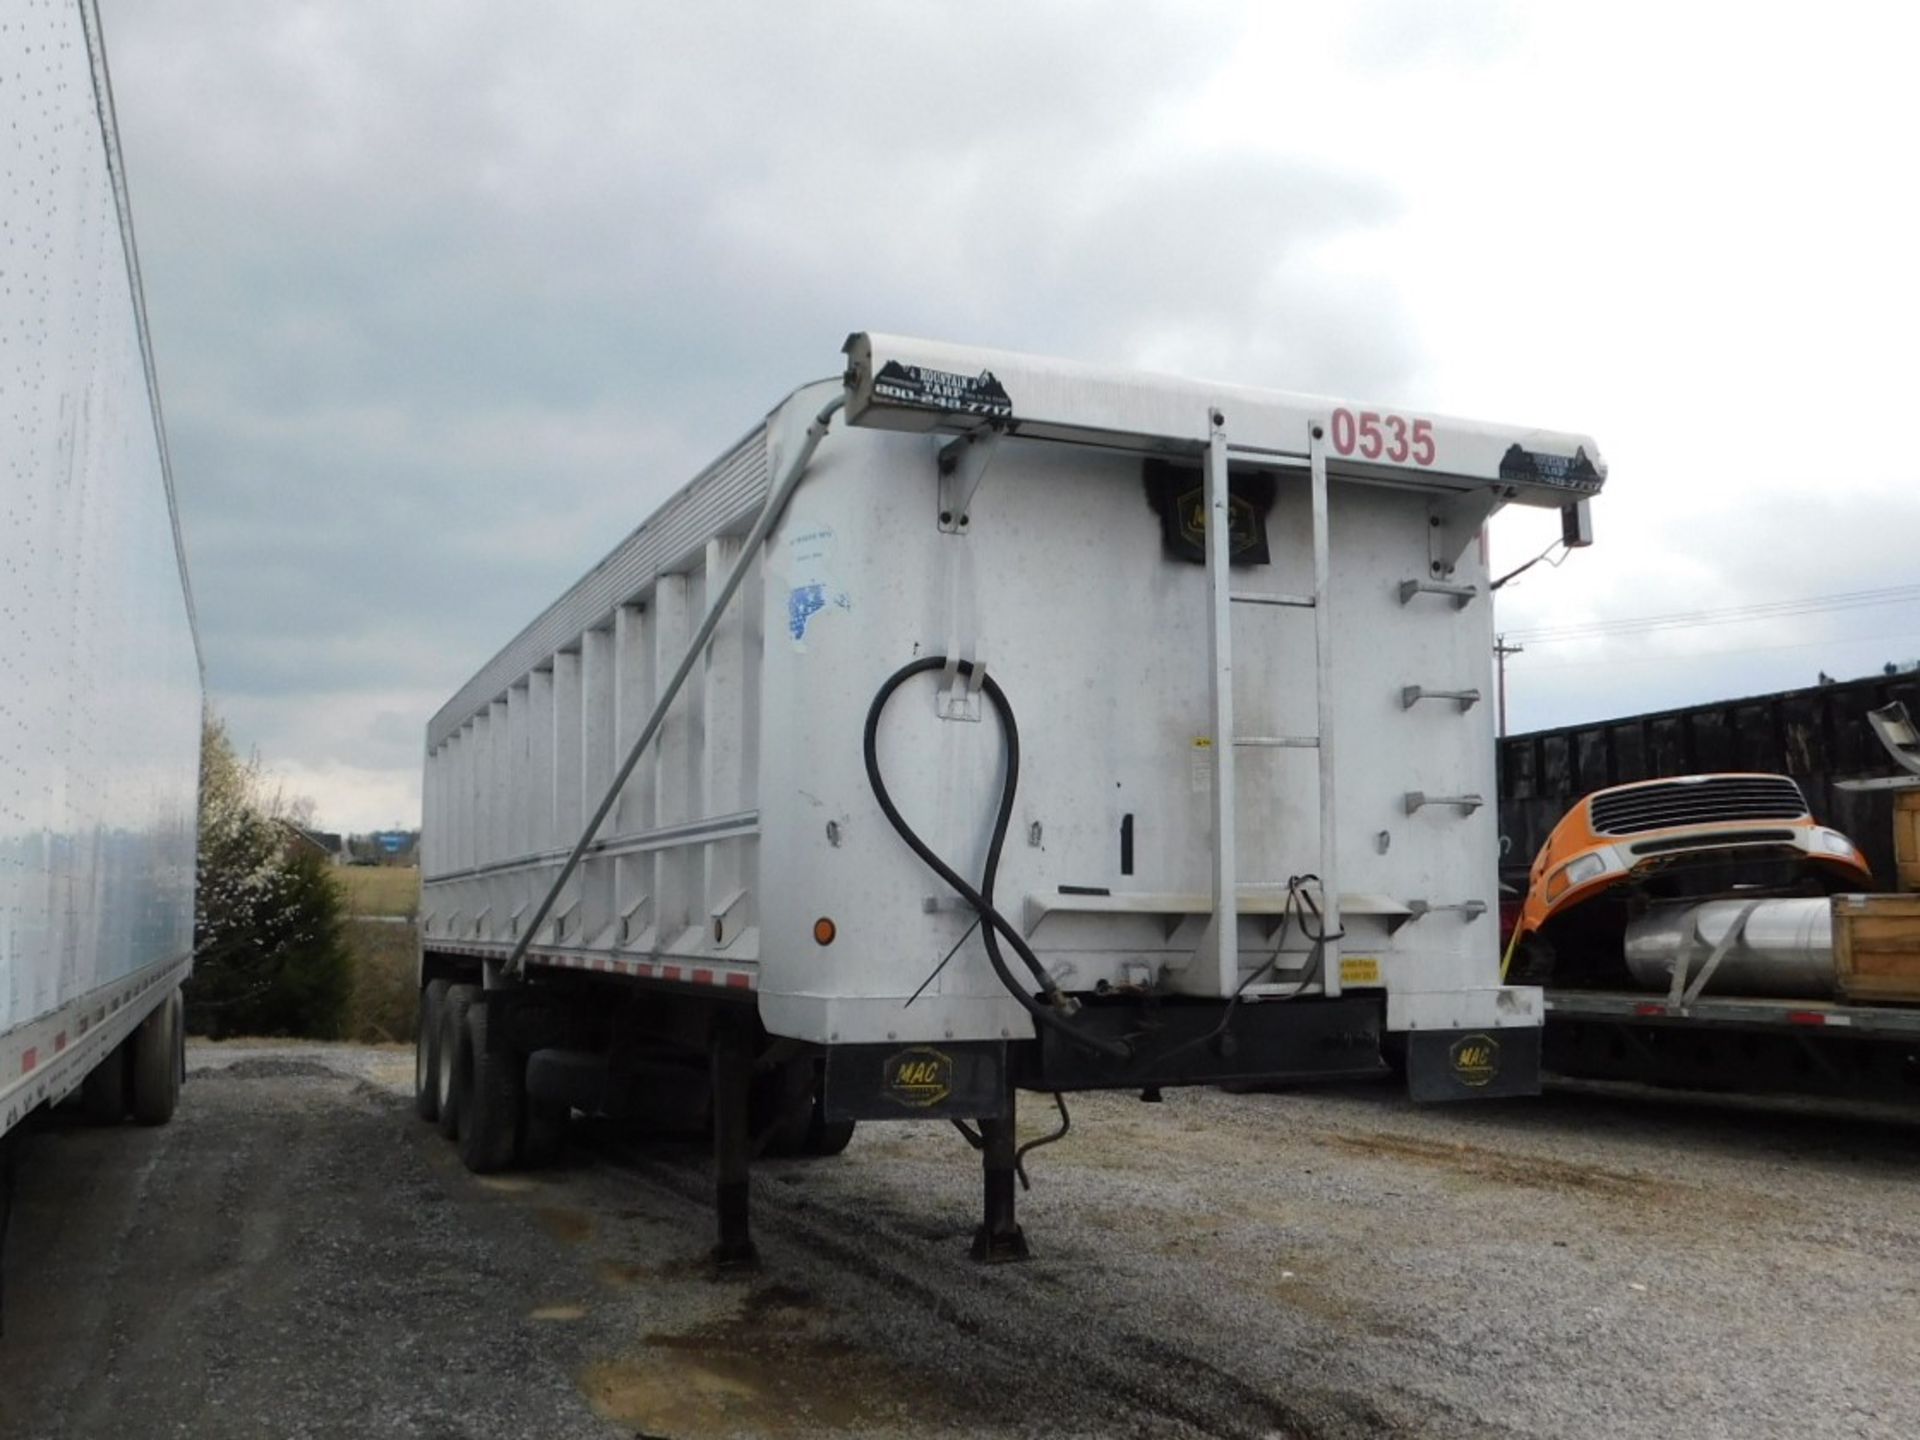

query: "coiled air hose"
left=863, top=656, right=1131, bottom=1061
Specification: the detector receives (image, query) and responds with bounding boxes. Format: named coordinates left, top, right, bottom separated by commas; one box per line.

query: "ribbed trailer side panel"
left=1, top=1, right=200, bottom=1135
left=422, top=428, right=773, bottom=988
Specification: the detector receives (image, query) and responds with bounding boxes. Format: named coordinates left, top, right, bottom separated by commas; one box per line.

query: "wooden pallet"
left=1894, top=790, right=1920, bottom=892
left=1833, top=893, right=1920, bottom=1004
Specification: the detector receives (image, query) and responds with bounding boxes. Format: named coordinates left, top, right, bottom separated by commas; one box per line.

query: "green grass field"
left=336, top=864, right=420, bottom=918
left=336, top=867, right=421, bottom=1042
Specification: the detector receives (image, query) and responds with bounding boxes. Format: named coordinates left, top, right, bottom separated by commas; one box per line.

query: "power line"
left=1514, top=626, right=1920, bottom=674
left=1505, top=582, right=1920, bottom=645
left=1494, top=634, right=1523, bottom=735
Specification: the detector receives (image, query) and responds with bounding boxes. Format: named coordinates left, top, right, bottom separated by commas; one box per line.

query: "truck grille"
left=1587, top=776, right=1808, bottom=836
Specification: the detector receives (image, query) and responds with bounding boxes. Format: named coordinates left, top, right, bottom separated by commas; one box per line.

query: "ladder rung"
left=1407, top=899, right=1489, bottom=921
left=1401, top=686, right=1482, bottom=711
left=1230, top=591, right=1316, bottom=609
left=1405, top=791, right=1484, bottom=815
left=1398, top=579, right=1479, bottom=608
left=1234, top=735, right=1320, bottom=748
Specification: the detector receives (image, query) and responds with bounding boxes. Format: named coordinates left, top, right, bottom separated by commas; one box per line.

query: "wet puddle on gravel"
left=535, top=1204, right=596, bottom=1243
left=580, top=1283, right=962, bottom=1438
left=1322, top=1130, right=1659, bottom=1199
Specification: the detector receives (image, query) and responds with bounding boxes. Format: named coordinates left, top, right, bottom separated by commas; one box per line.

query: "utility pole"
left=1494, top=634, right=1524, bottom=737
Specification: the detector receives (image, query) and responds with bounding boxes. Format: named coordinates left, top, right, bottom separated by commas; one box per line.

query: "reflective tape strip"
left=1, top=951, right=192, bottom=1139
left=432, top=941, right=756, bottom=991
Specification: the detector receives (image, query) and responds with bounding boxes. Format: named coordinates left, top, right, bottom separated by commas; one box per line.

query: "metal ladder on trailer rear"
left=1198, top=411, right=1341, bottom=998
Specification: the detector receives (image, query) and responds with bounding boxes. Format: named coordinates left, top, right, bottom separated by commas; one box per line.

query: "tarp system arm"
left=500, top=392, right=848, bottom=980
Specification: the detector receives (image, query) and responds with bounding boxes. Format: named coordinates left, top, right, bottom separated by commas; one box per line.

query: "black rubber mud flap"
left=823, top=1041, right=1009, bottom=1123
left=1404, top=1026, right=1542, bottom=1102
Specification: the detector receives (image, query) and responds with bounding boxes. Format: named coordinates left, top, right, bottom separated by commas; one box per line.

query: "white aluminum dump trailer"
left=419, top=332, right=1605, bottom=1260
left=0, top=2, right=199, bottom=1151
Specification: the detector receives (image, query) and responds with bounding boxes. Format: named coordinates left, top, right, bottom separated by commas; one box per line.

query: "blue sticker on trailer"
left=786, top=582, right=849, bottom=641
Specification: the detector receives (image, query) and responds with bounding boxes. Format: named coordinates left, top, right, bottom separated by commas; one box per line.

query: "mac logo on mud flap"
left=883, top=1045, right=954, bottom=1107
left=1449, top=1033, right=1500, bottom=1087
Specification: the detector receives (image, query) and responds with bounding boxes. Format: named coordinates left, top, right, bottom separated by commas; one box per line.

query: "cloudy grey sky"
left=101, top=1, right=1920, bottom=831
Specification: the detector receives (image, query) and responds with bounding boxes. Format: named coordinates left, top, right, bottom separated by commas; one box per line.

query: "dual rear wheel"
left=414, top=980, right=566, bottom=1173
left=81, top=986, right=184, bottom=1126
left=411, top=979, right=854, bottom=1170
left=753, top=1058, right=855, bottom=1159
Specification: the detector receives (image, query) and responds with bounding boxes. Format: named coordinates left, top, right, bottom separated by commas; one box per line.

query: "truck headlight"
left=1545, top=852, right=1608, bottom=899
left=1813, top=827, right=1858, bottom=857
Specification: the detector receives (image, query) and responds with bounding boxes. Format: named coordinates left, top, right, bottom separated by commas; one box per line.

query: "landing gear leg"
left=710, top=1019, right=758, bottom=1271
left=970, top=1083, right=1029, bottom=1264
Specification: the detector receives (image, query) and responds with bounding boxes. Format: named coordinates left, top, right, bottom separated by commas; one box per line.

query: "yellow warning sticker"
left=1339, top=956, right=1382, bottom=987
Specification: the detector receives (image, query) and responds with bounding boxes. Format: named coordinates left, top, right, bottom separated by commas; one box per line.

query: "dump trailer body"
left=0, top=1, right=201, bottom=1138
left=423, top=342, right=1602, bottom=1067
left=418, top=333, right=1603, bottom=1255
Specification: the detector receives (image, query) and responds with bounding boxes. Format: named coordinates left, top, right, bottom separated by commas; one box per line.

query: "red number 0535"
left=1328, top=408, right=1435, bottom=466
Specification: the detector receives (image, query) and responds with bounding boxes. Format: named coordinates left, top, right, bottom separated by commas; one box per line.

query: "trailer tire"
left=518, top=1092, right=569, bottom=1169
left=80, top=1043, right=130, bottom=1124
left=129, top=988, right=183, bottom=1126
left=436, top=984, right=479, bottom=1141
left=754, top=1059, right=815, bottom=1158
left=804, top=1112, right=856, bottom=1158
left=458, top=1001, right=521, bottom=1174
left=414, top=979, right=450, bottom=1121
left=794, top=1060, right=853, bottom=1157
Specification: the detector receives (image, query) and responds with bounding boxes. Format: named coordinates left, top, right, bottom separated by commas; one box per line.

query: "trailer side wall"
left=0, top=1, right=202, bottom=1131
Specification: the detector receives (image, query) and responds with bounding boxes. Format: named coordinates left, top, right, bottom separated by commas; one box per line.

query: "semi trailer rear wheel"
left=436, top=984, right=480, bottom=1141
left=518, top=1091, right=568, bottom=1168
left=753, top=1059, right=815, bottom=1158
left=753, top=1059, right=854, bottom=1158
left=80, top=1044, right=130, bottom=1124
left=803, top=1110, right=855, bottom=1158
left=458, top=1001, right=522, bottom=1174
left=414, top=979, right=450, bottom=1121
left=130, top=987, right=183, bottom=1126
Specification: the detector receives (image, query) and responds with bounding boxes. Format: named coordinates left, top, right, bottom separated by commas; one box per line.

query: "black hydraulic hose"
left=863, top=656, right=1131, bottom=1061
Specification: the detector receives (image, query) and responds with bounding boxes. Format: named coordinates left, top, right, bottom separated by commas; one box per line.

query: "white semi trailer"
left=419, top=332, right=1605, bottom=1261
left=0, top=2, right=199, bottom=1154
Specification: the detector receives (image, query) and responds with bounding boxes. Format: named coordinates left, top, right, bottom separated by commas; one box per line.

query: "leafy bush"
left=186, top=718, right=352, bottom=1038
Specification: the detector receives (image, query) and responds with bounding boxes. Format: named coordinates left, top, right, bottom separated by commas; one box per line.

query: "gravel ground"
left=2, top=1042, right=1916, bottom=1439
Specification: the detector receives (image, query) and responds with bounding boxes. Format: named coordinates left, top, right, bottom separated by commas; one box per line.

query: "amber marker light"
left=813, top=917, right=837, bottom=946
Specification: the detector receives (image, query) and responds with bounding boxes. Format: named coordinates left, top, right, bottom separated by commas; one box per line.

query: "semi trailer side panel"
left=0, top=1, right=202, bottom=1135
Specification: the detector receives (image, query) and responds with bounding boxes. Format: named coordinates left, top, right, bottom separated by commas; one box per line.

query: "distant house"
left=281, top=821, right=346, bottom=865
